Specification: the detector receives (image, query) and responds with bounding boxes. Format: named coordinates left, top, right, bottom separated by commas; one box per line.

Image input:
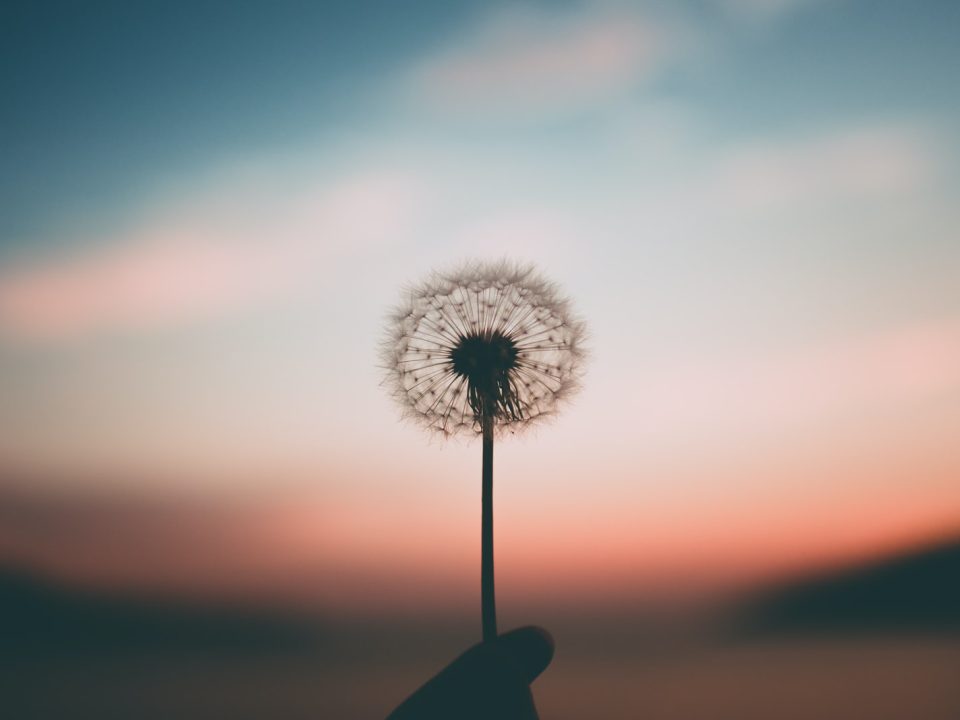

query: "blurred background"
left=1, top=1, right=959, bottom=718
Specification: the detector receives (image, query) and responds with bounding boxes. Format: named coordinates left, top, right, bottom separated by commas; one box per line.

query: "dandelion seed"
left=381, top=259, right=586, bottom=643
left=382, top=260, right=586, bottom=438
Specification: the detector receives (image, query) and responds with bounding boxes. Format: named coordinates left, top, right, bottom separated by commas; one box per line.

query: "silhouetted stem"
left=481, top=413, right=497, bottom=643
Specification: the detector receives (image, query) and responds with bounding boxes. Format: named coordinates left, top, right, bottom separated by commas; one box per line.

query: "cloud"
left=706, top=126, right=935, bottom=215
left=0, top=479, right=477, bottom=609
left=411, top=5, right=683, bottom=116
left=612, top=122, right=939, bottom=242
left=0, top=168, right=431, bottom=343
left=719, top=0, right=830, bottom=20
left=408, top=0, right=841, bottom=118
left=0, top=484, right=327, bottom=599
left=628, top=318, right=960, bottom=437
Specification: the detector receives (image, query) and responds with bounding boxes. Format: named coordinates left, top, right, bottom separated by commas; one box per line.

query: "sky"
left=1, top=0, right=959, bottom=613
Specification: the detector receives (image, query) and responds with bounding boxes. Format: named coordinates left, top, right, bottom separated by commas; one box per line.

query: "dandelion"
left=382, top=260, right=586, bottom=642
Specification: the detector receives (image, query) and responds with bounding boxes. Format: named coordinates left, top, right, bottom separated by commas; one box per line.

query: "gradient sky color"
left=1, top=0, right=959, bottom=610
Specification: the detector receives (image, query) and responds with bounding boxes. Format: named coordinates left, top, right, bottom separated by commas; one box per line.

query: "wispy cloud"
left=0, top=168, right=431, bottom=343
left=610, top=122, right=940, bottom=246
left=411, top=5, right=684, bottom=116
left=408, top=0, right=843, bottom=118
left=628, top=318, right=960, bottom=438
left=719, top=0, right=832, bottom=20
left=706, top=125, right=935, bottom=214
left=0, top=485, right=322, bottom=599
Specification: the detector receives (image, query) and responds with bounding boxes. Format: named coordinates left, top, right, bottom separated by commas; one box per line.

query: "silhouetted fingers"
left=495, top=626, right=554, bottom=684
left=386, top=626, right=554, bottom=720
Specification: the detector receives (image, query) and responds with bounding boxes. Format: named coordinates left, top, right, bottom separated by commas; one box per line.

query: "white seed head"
left=381, top=260, right=587, bottom=438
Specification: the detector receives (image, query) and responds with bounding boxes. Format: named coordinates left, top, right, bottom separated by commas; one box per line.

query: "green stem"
left=481, top=413, right=497, bottom=643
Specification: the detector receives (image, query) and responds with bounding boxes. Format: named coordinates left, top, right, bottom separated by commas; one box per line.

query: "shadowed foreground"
left=3, top=538, right=959, bottom=719
left=4, top=633, right=958, bottom=719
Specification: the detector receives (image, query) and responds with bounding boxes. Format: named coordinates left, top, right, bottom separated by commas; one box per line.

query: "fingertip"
left=496, top=626, right=554, bottom=683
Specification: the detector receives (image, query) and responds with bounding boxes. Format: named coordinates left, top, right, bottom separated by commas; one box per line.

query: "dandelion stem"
left=481, top=412, right=497, bottom=643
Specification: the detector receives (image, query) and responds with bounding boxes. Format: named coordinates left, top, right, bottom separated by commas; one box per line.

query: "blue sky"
left=1, top=0, right=482, bottom=247
left=3, top=0, right=958, bottom=252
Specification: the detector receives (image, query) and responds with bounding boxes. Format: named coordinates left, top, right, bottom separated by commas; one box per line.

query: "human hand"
left=386, top=626, right=554, bottom=720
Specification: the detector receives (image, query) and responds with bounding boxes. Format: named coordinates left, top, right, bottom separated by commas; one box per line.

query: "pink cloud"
left=0, top=234, right=277, bottom=340
left=628, top=319, right=960, bottom=436
left=709, top=126, right=935, bottom=214
left=414, top=7, right=678, bottom=114
left=0, top=169, right=430, bottom=343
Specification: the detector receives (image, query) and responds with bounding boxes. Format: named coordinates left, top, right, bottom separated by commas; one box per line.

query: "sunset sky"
left=1, top=0, right=959, bottom=613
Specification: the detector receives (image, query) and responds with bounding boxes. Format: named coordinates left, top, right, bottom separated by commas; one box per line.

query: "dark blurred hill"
left=732, top=535, right=960, bottom=637
left=4, top=533, right=959, bottom=662
left=0, top=567, right=323, bottom=657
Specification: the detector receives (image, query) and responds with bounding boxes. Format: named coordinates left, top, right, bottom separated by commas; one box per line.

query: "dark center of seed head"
left=450, top=332, right=518, bottom=385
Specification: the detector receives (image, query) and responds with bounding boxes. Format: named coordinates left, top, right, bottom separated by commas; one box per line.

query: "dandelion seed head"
left=381, top=259, right=586, bottom=437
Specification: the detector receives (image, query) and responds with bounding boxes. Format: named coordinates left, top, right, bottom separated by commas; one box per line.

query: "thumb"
left=386, top=626, right=554, bottom=720
left=494, top=626, right=555, bottom=684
